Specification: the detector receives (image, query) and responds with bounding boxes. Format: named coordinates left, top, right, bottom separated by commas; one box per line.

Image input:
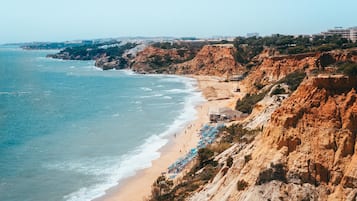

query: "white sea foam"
left=162, top=77, right=187, bottom=83
left=84, top=66, right=103, bottom=71
left=164, top=88, right=192, bottom=94
left=134, top=100, right=142, bottom=104
left=60, top=135, right=168, bottom=201
left=119, top=69, right=136, bottom=76
left=139, top=93, right=163, bottom=98
left=111, top=113, right=120, bottom=117
left=140, top=87, right=153, bottom=91
left=60, top=75, right=204, bottom=201
left=159, top=84, right=205, bottom=138
left=163, top=96, right=172, bottom=99
left=0, top=91, right=31, bottom=95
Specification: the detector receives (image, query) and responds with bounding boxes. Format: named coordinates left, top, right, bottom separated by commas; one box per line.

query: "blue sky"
left=1, top=0, right=356, bottom=43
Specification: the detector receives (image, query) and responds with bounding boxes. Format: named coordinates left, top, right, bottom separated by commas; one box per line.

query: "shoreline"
left=96, top=75, right=239, bottom=201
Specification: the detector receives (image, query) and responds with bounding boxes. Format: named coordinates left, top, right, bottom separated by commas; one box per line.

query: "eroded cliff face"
left=190, top=76, right=357, bottom=201
left=130, top=44, right=244, bottom=76
left=172, top=44, right=244, bottom=76
left=266, top=76, right=357, bottom=189
left=242, top=49, right=357, bottom=92
left=130, top=46, right=196, bottom=74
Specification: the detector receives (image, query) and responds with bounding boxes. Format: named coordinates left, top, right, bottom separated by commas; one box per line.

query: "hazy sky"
left=1, top=0, right=356, bottom=43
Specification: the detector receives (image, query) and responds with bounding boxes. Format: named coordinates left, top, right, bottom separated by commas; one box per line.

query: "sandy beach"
left=98, top=75, right=241, bottom=201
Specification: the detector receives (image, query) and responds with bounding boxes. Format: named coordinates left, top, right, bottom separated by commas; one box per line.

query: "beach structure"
left=209, top=107, right=244, bottom=123
left=229, top=74, right=245, bottom=82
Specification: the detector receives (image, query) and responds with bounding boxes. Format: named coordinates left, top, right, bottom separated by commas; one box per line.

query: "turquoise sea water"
left=0, top=46, right=203, bottom=201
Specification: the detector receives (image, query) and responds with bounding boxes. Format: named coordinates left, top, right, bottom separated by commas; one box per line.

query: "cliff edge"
left=242, top=49, right=357, bottom=92
left=190, top=76, right=357, bottom=201
left=130, top=44, right=244, bottom=76
left=172, top=44, right=244, bottom=76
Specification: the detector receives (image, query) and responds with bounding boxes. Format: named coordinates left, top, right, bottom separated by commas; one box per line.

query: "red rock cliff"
left=130, top=46, right=195, bottom=73
left=172, top=44, right=244, bottom=76
left=242, top=49, right=357, bottom=91
left=130, top=44, right=244, bottom=76
left=265, top=76, right=357, bottom=188
left=190, top=76, right=357, bottom=201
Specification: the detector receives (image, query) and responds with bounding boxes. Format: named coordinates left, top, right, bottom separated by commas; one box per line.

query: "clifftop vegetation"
left=47, top=42, right=137, bottom=61
left=233, top=34, right=357, bottom=64
left=337, top=62, right=357, bottom=76
left=42, top=34, right=357, bottom=73
left=21, top=40, right=95, bottom=50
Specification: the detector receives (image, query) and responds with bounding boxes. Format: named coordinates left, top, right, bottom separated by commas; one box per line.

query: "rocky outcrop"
left=189, top=76, right=357, bottom=201
left=242, top=49, right=357, bottom=92
left=130, top=46, right=197, bottom=74
left=95, top=57, right=128, bottom=70
left=172, top=44, right=244, bottom=76
left=266, top=76, right=357, bottom=189
left=47, top=42, right=138, bottom=70
left=130, top=44, right=244, bottom=76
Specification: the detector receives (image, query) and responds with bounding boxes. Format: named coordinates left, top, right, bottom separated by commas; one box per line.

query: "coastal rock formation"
left=47, top=51, right=103, bottom=60
left=95, top=57, right=128, bottom=70
left=172, top=44, right=244, bottom=76
left=242, top=49, right=357, bottom=92
left=266, top=76, right=357, bottom=186
left=130, top=44, right=244, bottom=76
left=47, top=42, right=138, bottom=70
left=189, top=76, right=357, bottom=201
left=130, top=46, right=197, bottom=74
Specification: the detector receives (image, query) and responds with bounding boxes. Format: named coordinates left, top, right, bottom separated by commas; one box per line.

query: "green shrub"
left=237, top=180, right=249, bottom=191
left=277, top=71, right=306, bottom=91
left=246, top=63, right=256, bottom=70
left=198, top=148, right=214, bottom=166
left=235, top=92, right=266, bottom=114
left=316, top=43, right=338, bottom=52
left=221, top=167, right=229, bottom=176
left=209, top=143, right=232, bottom=154
left=256, top=163, right=287, bottom=185
left=344, top=64, right=357, bottom=76
left=271, top=85, right=287, bottom=95
left=254, top=82, right=265, bottom=90
left=221, top=124, right=260, bottom=143
left=244, top=154, right=252, bottom=163
left=338, top=62, right=357, bottom=76
left=287, top=46, right=309, bottom=54
left=226, top=156, right=234, bottom=168
left=200, top=165, right=217, bottom=181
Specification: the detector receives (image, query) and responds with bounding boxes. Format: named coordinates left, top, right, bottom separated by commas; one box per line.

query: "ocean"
left=0, top=46, right=203, bottom=201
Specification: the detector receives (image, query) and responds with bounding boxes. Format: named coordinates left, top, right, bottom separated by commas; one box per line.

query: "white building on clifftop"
left=321, top=27, right=357, bottom=42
